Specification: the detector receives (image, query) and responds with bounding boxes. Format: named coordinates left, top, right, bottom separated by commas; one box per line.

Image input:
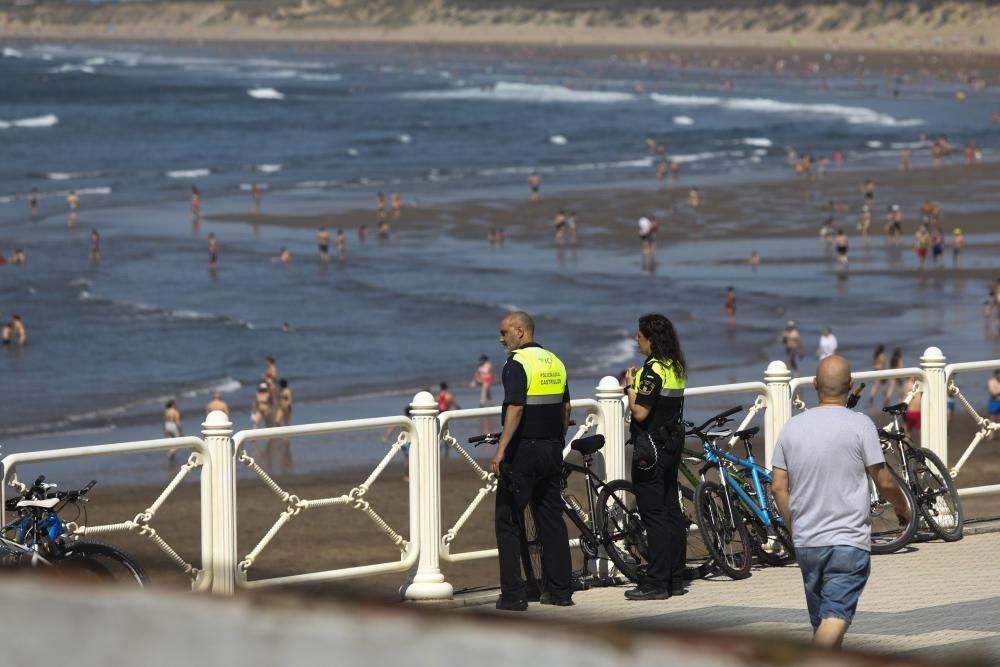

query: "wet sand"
left=209, top=162, right=1000, bottom=249
left=65, top=418, right=1000, bottom=599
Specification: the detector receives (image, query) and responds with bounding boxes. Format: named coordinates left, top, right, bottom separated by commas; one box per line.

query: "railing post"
left=202, top=409, right=236, bottom=595
left=596, top=376, right=626, bottom=482
left=920, top=346, right=948, bottom=463
left=763, top=360, right=792, bottom=469
left=401, top=391, right=453, bottom=600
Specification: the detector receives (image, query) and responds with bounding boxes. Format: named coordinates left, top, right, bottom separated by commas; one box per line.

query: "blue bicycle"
left=688, top=408, right=795, bottom=580
left=1, top=475, right=147, bottom=587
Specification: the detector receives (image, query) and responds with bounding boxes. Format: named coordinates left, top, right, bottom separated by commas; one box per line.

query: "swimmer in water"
left=30, top=188, right=38, bottom=217
left=273, top=247, right=291, bottom=264
left=317, top=227, right=330, bottom=265
left=66, top=190, right=79, bottom=225
left=336, top=228, right=346, bottom=263
left=528, top=172, right=540, bottom=200
left=208, top=233, right=218, bottom=272
left=190, top=186, right=201, bottom=218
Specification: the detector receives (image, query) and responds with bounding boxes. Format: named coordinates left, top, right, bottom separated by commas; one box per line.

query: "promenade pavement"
left=469, top=528, right=1000, bottom=664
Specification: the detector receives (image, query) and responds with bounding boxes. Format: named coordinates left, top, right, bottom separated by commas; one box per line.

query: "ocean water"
left=1, top=41, right=999, bottom=460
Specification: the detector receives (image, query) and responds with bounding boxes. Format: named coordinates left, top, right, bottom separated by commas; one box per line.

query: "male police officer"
left=491, top=311, right=573, bottom=610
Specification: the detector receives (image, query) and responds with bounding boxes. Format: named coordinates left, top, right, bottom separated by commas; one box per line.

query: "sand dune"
left=1, top=1, right=999, bottom=55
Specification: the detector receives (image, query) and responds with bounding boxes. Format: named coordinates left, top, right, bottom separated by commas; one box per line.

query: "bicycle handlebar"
left=685, top=405, right=743, bottom=438
left=4, top=479, right=97, bottom=511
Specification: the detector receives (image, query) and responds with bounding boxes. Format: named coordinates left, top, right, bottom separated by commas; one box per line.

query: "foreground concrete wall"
left=0, top=577, right=946, bottom=667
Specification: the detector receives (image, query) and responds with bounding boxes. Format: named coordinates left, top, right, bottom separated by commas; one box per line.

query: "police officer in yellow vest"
left=623, top=313, right=688, bottom=600
left=491, top=311, right=573, bottom=610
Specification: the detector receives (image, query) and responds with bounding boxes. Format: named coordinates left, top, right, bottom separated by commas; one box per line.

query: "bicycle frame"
left=559, top=460, right=607, bottom=548
left=702, top=440, right=781, bottom=528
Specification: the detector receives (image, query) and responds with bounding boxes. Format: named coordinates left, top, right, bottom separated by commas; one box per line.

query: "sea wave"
left=650, top=93, right=922, bottom=127
left=399, top=81, right=636, bottom=104
left=2, top=47, right=23, bottom=58
left=255, top=163, right=282, bottom=173
left=299, top=73, right=342, bottom=82
left=167, top=168, right=211, bottom=179
left=673, top=116, right=694, bottom=125
left=742, top=137, right=773, bottom=147
left=0, top=376, right=242, bottom=438
left=478, top=157, right=653, bottom=177
left=247, top=87, right=285, bottom=100
left=580, top=334, right=637, bottom=373
left=78, top=290, right=253, bottom=328
left=47, top=170, right=100, bottom=181
left=48, top=64, right=96, bottom=75
left=0, top=114, right=60, bottom=129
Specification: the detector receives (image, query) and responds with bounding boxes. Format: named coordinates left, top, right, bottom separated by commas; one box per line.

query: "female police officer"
left=622, top=313, right=688, bottom=600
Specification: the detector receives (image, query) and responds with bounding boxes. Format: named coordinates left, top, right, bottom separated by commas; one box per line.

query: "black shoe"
left=526, top=588, right=543, bottom=603
left=624, top=585, right=671, bottom=601
left=539, top=592, right=575, bottom=607
left=669, top=582, right=689, bottom=596
left=496, top=596, right=528, bottom=611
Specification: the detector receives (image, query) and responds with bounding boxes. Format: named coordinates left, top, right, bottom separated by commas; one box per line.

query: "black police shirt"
left=502, top=343, right=570, bottom=441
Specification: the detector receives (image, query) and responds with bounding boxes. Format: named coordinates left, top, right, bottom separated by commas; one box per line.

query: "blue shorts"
left=989, top=399, right=1000, bottom=417
left=797, top=545, right=871, bottom=628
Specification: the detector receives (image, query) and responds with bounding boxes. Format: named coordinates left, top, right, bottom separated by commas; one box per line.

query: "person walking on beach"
left=251, top=381, right=273, bottom=429
left=817, top=326, right=838, bottom=360
left=190, top=186, right=201, bottom=218
left=11, top=315, right=26, bottom=346
left=528, top=172, right=540, bottom=200
left=207, top=233, right=218, bottom=272
left=771, top=355, right=911, bottom=648
left=834, top=229, right=849, bottom=267
left=869, top=345, right=886, bottom=406
left=471, top=354, right=494, bottom=407
left=724, top=287, right=736, bottom=328
left=205, top=391, right=229, bottom=416
left=914, top=225, right=930, bottom=270
left=391, top=192, right=402, bottom=220
left=567, top=210, right=577, bottom=245
left=623, top=313, right=688, bottom=600
left=783, top=321, right=801, bottom=373
left=492, top=311, right=572, bottom=610
left=553, top=209, right=566, bottom=245
left=164, top=400, right=183, bottom=463
left=89, top=229, right=100, bottom=264
left=638, top=215, right=657, bottom=269
left=317, top=228, right=330, bottom=265
left=688, top=186, right=701, bottom=222
left=252, top=184, right=261, bottom=213
left=358, top=224, right=368, bottom=243
left=862, top=178, right=875, bottom=203
left=276, top=379, right=293, bottom=426
left=951, top=228, right=964, bottom=267
left=436, top=382, right=459, bottom=414
left=860, top=205, right=872, bottom=244
left=67, top=190, right=79, bottom=225
left=1, top=320, right=12, bottom=346
left=336, top=228, right=346, bottom=263
left=375, top=192, right=386, bottom=222
left=884, top=349, right=904, bottom=407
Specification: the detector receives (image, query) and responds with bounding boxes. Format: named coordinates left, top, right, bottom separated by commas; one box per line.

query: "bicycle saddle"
left=16, top=497, right=60, bottom=510
left=735, top=426, right=759, bottom=439
left=878, top=428, right=906, bottom=442
left=705, top=429, right=732, bottom=439
left=883, top=402, right=908, bottom=414
left=571, top=434, right=605, bottom=456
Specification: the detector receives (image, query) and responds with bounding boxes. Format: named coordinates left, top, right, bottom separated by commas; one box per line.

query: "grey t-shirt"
left=771, top=406, right=885, bottom=551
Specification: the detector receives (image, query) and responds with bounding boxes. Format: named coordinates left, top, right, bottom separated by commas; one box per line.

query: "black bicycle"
left=880, top=402, right=964, bottom=543
left=1, top=476, right=147, bottom=587
left=470, top=432, right=648, bottom=586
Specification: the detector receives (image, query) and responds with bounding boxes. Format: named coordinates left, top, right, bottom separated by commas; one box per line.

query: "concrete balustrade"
left=3, top=348, right=998, bottom=599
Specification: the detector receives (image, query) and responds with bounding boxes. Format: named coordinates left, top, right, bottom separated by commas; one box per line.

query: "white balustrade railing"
left=3, top=347, right=996, bottom=600
left=1, top=436, right=214, bottom=593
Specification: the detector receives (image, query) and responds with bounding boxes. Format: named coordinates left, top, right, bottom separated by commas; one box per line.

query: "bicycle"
left=879, top=402, right=964, bottom=543
left=688, top=406, right=794, bottom=580
left=470, top=431, right=647, bottom=586
left=2, top=475, right=147, bottom=587
left=843, top=386, right=922, bottom=554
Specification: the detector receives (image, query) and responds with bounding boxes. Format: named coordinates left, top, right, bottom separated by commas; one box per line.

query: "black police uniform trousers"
left=495, top=437, right=573, bottom=601
left=631, top=441, right=687, bottom=590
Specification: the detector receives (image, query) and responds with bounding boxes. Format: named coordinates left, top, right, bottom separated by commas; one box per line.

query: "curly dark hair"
left=638, top=313, right=686, bottom=379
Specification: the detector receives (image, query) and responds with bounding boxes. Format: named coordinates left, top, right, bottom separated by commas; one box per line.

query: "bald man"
left=771, top=356, right=910, bottom=648
left=492, top=311, right=572, bottom=610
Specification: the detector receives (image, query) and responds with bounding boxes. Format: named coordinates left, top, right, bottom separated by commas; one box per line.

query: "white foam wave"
left=890, top=141, right=923, bottom=149
left=398, top=133, right=412, bottom=143
left=548, top=134, right=568, bottom=145
left=478, top=157, right=653, bottom=177
left=0, top=196, right=13, bottom=204
left=2, top=47, right=23, bottom=58
left=167, top=168, right=211, bottom=179
left=48, top=64, right=95, bottom=75
left=255, top=163, right=282, bottom=173
left=252, top=69, right=298, bottom=79
left=47, top=171, right=99, bottom=181
left=83, top=56, right=107, bottom=66
left=866, top=140, right=883, bottom=148
left=650, top=93, right=922, bottom=126
left=581, top=335, right=636, bottom=372
left=0, top=114, right=59, bottom=129
left=673, top=116, right=694, bottom=125
left=247, top=87, right=285, bottom=100
left=68, top=277, right=93, bottom=288
left=400, top=81, right=636, bottom=104
left=346, top=148, right=359, bottom=157
left=76, top=186, right=111, bottom=196
left=671, top=151, right=727, bottom=164
left=299, top=73, right=342, bottom=82
left=78, top=290, right=252, bottom=328
left=742, top=137, right=773, bottom=147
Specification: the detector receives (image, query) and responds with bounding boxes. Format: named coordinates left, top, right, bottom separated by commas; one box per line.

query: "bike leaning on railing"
left=1, top=475, right=147, bottom=587
left=470, top=431, right=648, bottom=586
left=688, top=407, right=795, bottom=580
left=879, top=402, right=964, bottom=543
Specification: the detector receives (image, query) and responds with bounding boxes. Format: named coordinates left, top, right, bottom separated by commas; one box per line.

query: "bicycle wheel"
left=61, top=542, right=147, bottom=587
left=596, top=480, right=647, bottom=584
left=745, top=481, right=795, bottom=567
left=520, top=507, right=544, bottom=599
left=694, top=481, right=752, bottom=580
left=870, top=467, right=918, bottom=555
left=906, top=448, right=964, bottom=542
left=679, top=484, right=712, bottom=579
